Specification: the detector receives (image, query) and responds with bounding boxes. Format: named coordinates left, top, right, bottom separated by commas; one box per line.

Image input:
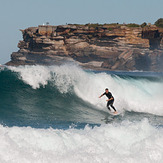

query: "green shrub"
left=141, top=22, right=147, bottom=28
left=155, top=18, right=163, bottom=28
left=108, top=27, right=113, bottom=31
left=126, top=23, right=140, bottom=27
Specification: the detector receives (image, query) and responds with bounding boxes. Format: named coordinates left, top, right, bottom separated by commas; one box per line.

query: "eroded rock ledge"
left=6, top=24, right=163, bottom=71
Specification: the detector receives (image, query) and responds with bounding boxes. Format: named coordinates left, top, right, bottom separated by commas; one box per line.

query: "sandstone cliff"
left=6, top=24, right=163, bottom=71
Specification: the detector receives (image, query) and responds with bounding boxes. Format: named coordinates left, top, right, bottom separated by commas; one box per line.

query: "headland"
left=6, top=23, right=163, bottom=71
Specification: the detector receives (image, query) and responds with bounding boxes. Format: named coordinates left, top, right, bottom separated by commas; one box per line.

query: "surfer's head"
left=105, top=88, right=109, bottom=93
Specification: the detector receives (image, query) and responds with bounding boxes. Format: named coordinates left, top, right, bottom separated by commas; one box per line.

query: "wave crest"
left=5, top=64, right=163, bottom=116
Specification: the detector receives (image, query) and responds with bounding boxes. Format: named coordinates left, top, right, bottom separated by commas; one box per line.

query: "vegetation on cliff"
left=155, top=18, right=163, bottom=28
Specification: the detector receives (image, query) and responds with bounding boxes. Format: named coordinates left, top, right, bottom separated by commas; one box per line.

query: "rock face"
left=6, top=24, right=163, bottom=71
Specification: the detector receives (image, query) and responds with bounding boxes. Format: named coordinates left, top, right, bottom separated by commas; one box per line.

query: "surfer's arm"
left=99, top=93, right=105, bottom=98
left=99, top=94, right=103, bottom=98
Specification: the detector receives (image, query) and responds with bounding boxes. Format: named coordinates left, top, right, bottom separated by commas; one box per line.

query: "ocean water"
left=0, top=64, right=163, bottom=163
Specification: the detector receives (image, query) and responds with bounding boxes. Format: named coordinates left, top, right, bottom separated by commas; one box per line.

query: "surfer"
left=99, top=88, right=117, bottom=114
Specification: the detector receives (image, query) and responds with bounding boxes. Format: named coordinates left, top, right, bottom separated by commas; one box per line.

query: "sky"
left=0, top=0, right=163, bottom=64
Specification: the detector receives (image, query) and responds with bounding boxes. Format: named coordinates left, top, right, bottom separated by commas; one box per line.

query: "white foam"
left=9, top=64, right=163, bottom=115
left=0, top=119, right=162, bottom=163
left=9, top=65, right=52, bottom=89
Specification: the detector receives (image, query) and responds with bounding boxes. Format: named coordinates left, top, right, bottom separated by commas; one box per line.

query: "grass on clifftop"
left=155, top=18, right=163, bottom=28
left=68, top=19, right=163, bottom=29
left=126, top=23, right=140, bottom=27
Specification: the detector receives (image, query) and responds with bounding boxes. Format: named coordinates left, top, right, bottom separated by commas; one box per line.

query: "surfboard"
left=108, top=110, right=119, bottom=116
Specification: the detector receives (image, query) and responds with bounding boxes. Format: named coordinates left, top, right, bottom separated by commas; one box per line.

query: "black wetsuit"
left=103, top=92, right=116, bottom=112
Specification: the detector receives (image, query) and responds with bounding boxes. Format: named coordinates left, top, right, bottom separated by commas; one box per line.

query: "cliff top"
left=21, top=23, right=163, bottom=35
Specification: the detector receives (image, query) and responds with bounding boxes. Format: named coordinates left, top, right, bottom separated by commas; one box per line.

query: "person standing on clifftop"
left=99, top=88, right=117, bottom=114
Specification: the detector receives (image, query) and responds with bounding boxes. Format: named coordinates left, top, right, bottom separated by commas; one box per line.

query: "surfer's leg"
left=107, top=105, right=111, bottom=111
left=107, top=101, right=111, bottom=111
left=110, top=104, right=116, bottom=112
left=109, top=99, right=117, bottom=112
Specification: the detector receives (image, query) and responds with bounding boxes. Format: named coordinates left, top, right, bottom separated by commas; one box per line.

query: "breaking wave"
left=5, top=64, right=163, bottom=116
left=0, top=119, right=162, bottom=163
